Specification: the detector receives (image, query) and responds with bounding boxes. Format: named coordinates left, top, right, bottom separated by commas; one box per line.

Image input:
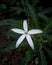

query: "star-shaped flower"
left=11, top=20, right=43, bottom=49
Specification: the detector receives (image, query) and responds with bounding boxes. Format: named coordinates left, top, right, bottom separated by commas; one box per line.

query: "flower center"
left=24, top=31, right=28, bottom=34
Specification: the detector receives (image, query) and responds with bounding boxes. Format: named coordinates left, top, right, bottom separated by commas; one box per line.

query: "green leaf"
left=20, top=49, right=34, bottom=65
left=0, top=4, right=6, bottom=11
left=43, top=46, right=52, bottom=58
left=26, top=4, right=39, bottom=28
left=0, top=41, right=16, bottom=52
left=37, top=13, right=48, bottom=21
left=6, top=30, right=20, bottom=39
left=10, top=0, right=17, bottom=5
left=44, top=17, right=52, bottom=31
left=39, top=7, right=52, bottom=14
left=32, top=0, right=39, bottom=6
left=10, top=7, right=23, bottom=13
left=0, top=19, right=21, bottom=26
left=39, top=50, right=47, bottom=65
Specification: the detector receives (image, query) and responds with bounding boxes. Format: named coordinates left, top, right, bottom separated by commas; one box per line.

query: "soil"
left=0, top=49, right=52, bottom=65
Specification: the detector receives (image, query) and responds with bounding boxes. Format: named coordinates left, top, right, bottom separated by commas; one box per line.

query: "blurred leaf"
left=0, top=4, right=6, bottom=11
left=26, top=4, right=39, bottom=28
left=19, top=39, right=29, bottom=48
left=43, top=46, right=52, bottom=58
left=10, top=7, right=23, bottom=13
left=6, top=30, right=20, bottom=39
left=32, top=0, right=39, bottom=7
left=44, top=17, right=52, bottom=31
left=39, top=7, right=52, bottom=14
left=20, top=49, right=34, bottom=65
left=0, top=19, right=21, bottom=26
left=39, top=49, right=47, bottom=65
left=37, top=13, right=48, bottom=21
left=0, top=41, right=16, bottom=52
left=10, top=0, right=17, bottom=5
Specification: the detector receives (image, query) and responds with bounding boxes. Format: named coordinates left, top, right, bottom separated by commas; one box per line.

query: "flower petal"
left=28, top=29, right=43, bottom=34
left=26, top=34, right=34, bottom=49
left=16, top=35, right=25, bottom=48
left=11, top=28, right=24, bottom=34
left=23, top=20, right=28, bottom=32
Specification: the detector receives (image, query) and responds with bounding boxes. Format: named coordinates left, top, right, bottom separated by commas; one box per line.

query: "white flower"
left=11, top=20, right=43, bottom=49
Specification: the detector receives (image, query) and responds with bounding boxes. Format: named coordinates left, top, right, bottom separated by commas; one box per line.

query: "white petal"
left=11, top=28, right=24, bottom=34
left=28, top=29, right=43, bottom=34
left=23, top=20, right=28, bottom=32
left=16, top=35, right=25, bottom=48
left=26, top=34, right=34, bottom=49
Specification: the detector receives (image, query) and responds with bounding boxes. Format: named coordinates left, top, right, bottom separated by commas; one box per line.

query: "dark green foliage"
left=0, top=4, right=6, bottom=11
left=39, top=49, right=47, bottom=65
left=20, top=49, right=34, bottom=65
